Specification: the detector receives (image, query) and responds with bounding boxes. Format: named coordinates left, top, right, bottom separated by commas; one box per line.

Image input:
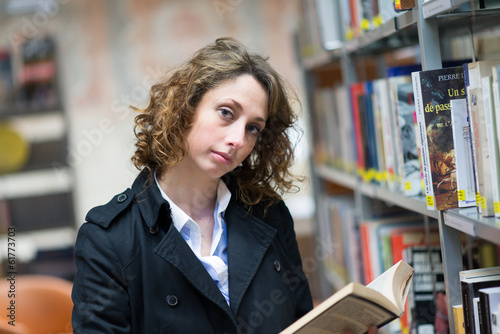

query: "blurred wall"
left=1, top=0, right=310, bottom=225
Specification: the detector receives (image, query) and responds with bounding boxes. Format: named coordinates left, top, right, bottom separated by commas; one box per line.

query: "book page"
left=295, top=295, right=395, bottom=334
left=367, top=260, right=413, bottom=312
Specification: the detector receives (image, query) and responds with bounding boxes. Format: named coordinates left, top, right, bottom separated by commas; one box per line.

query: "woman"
left=71, top=37, right=378, bottom=334
left=72, top=37, right=312, bottom=333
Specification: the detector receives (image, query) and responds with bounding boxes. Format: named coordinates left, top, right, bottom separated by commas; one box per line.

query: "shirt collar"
left=154, top=171, right=232, bottom=233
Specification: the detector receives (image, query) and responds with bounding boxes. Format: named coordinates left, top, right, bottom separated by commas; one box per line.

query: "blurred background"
left=0, top=0, right=319, bottom=299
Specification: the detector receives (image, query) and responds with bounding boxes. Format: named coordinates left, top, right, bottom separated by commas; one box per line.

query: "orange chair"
left=0, top=275, right=73, bottom=334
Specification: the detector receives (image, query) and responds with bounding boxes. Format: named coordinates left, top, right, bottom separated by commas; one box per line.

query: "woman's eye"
left=219, top=107, right=233, bottom=119
left=248, top=124, right=261, bottom=135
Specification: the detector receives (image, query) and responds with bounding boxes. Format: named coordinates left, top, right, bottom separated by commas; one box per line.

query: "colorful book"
left=412, top=66, right=467, bottom=210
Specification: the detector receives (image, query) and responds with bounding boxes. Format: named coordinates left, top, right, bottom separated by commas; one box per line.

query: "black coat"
left=71, top=171, right=313, bottom=333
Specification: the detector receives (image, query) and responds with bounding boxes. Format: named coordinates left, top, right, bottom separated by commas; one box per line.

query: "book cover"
left=350, top=82, right=367, bottom=178
left=363, top=81, right=380, bottom=183
left=469, top=85, right=495, bottom=217
left=371, top=79, right=387, bottom=186
left=479, top=286, right=500, bottom=334
left=466, top=60, right=500, bottom=216
left=334, top=84, right=357, bottom=174
left=450, top=98, right=477, bottom=207
left=373, top=79, right=390, bottom=191
left=460, top=266, right=500, bottom=334
left=315, top=0, right=343, bottom=50
left=412, top=66, right=466, bottom=210
left=453, top=304, right=466, bottom=334
left=280, top=261, right=414, bottom=334
left=491, top=67, right=500, bottom=217
left=482, top=75, right=500, bottom=217
left=0, top=49, right=13, bottom=110
left=395, top=82, right=422, bottom=196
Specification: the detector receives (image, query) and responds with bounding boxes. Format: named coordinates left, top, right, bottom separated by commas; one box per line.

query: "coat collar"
left=132, top=169, right=171, bottom=229
left=133, top=170, right=278, bottom=318
left=225, top=202, right=277, bottom=315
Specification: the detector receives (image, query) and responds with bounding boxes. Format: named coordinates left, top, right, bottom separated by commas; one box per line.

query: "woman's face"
left=183, top=74, right=269, bottom=180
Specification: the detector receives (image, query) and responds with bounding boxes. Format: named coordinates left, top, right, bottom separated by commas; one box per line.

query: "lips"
left=212, top=150, right=234, bottom=164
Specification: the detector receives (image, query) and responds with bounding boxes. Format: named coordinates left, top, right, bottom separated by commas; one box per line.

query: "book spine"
left=482, top=76, right=500, bottom=217
left=479, top=290, right=492, bottom=334
left=451, top=99, right=477, bottom=207
left=492, top=66, right=500, bottom=217
left=461, top=280, right=474, bottom=334
left=412, top=71, right=435, bottom=210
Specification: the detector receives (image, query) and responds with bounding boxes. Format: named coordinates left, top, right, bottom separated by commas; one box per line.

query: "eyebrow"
left=228, top=98, right=267, bottom=123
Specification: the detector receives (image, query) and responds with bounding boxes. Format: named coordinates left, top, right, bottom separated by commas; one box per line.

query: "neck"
left=157, top=164, right=219, bottom=218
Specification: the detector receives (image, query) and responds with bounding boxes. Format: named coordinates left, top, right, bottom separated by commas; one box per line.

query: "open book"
left=280, top=260, right=414, bottom=334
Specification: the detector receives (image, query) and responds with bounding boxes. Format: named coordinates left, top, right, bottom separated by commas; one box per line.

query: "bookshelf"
left=0, top=36, right=77, bottom=278
left=299, top=0, right=500, bottom=333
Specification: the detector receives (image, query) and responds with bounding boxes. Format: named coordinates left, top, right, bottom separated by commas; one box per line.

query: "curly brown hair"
left=132, top=37, right=303, bottom=207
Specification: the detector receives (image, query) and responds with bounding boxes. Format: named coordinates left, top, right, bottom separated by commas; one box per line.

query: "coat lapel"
left=153, top=225, right=232, bottom=316
left=226, top=203, right=277, bottom=315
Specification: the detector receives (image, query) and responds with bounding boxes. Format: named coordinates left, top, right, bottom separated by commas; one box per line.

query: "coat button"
left=273, top=260, right=281, bottom=272
left=117, top=193, right=127, bottom=203
left=149, top=224, right=159, bottom=234
left=166, top=295, right=178, bottom=307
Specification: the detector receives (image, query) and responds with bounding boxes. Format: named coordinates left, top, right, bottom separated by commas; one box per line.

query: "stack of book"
left=312, top=59, right=500, bottom=217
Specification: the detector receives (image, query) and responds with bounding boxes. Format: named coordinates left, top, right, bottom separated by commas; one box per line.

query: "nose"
left=226, top=123, right=245, bottom=149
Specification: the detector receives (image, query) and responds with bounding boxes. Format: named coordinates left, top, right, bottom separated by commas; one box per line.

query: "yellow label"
left=457, top=190, right=466, bottom=202
left=365, top=169, right=376, bottom=182
left=345, top=28, right=354, bottom=41
left=358, top=167, right=366, bottom=179
left=494, top=202, right=500, bottom=214
left=376, top=171, right=386, bottom=182
left=427, top=195, right=434, bottom=207
left=476, top=192, right=481, bottom=206
left=481, top=196, right=486, bottom=209
left=405, top=181, right=412, bottom=191
left=373, top=15, right=383, bottom=27
left=361, top=19, right=370, bottom=31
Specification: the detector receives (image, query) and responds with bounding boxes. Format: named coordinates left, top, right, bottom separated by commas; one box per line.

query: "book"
left=479, top=286, right=500, bottom=334
left=482, top=75, right=500, bottom=217
left=453, top=304, right=466, bottom=334
left=450, top=98, right=477, bottom=207
left=466, top=60, right=500, bottom=216
left=334, top=84, right=357, bottom=174
left=373, top=78, right=394, bottom=189
left=359, top=215, right=422, bottom=283
left=412, top=66, right=467, bottom=210
left=493, top=66, right=500, bottom=217
left=280, top=260, right=414, bottom=334
left=404, top=245, right=448, bottom=334
left=460, top=266, right=500, bottom=334
left=395, top=82, right=422, bottom=196
left=315, top=0, right=343, bottom=50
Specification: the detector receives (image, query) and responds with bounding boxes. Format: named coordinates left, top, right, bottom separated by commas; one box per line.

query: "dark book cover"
left=416, top=66, right=466, bottom=210
left=461, top=274, right=500, bottom=334
left=404, top=245, right=448, bottom=334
